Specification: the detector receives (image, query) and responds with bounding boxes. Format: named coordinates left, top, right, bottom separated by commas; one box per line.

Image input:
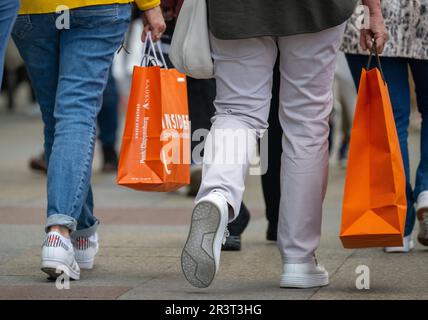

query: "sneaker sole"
left=181, top=201, right=221, bottom=288
left=417, top=210, right=428, bottom=246
left=280, top=273, right=329, bottom=289
left=41, top=260, right=80, bottom=280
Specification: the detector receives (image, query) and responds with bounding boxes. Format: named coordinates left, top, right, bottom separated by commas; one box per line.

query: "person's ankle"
left=48, top=225, right=71, bottom=238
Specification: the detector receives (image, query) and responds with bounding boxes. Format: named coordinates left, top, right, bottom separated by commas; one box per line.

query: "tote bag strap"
left=141, top=32, right=168, bottom=69
left=366, top=39, right=386, bottom=82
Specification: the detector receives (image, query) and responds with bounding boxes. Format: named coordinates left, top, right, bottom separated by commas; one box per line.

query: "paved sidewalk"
left=0, top=110, right=427, bottom=300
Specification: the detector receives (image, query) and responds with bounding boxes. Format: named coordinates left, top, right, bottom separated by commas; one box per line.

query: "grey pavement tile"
left=0, top=285, right=132, bottom=300
left=119, top=275, right=315, bottom=300
left=312, top=245, right=428, bottom=300
left=0, top=225, right=44, bottom=264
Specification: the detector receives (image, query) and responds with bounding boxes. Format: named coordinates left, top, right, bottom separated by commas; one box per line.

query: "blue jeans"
left=0, top=0, right=20, bottom=83
left=12, top=4, right=131, bottom=236
left=346, top=54, right=428, bottom=237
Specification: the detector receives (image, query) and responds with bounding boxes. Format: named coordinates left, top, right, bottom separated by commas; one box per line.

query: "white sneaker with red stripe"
left=41, top=231, right=80, bottom=280
left=72, top=233, right=99, bottom=269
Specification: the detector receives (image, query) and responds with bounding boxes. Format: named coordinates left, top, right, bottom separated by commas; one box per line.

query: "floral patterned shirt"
left=341, top=0, right=428, bottom=60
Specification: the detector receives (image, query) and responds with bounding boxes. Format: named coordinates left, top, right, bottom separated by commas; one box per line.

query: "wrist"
left=369, top=11, right=383, bottom=18
left=362, top=0, right=382, bottom=16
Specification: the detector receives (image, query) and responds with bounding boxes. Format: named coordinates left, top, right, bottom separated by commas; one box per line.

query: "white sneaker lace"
left=222, top=227, right=230, bottom=245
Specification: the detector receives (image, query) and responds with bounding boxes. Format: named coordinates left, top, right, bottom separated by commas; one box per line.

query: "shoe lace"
left=222, top=227, right=230, bottom=245
left=313, top=254, right=325, bottom=270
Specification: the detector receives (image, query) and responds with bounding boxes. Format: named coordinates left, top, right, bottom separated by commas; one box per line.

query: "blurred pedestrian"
left=97, top=70, right=120, bottom=173
left=12, top=0, right=165, bottom=281
left=333, top=52, right=358, bottom=168
left=342, top=0, right=428, bottom=252
left=181, top=0, right=388, bottom=289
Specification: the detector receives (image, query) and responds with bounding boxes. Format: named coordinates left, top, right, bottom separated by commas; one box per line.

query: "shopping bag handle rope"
left=141, top=32, right=168, bottom=69
left=366, top=39, right=386, bottom=82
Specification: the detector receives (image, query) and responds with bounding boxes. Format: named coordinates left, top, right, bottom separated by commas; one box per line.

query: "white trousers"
left=195, top=24, right=346, bottom=264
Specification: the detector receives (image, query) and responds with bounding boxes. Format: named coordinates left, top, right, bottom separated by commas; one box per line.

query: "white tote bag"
left=169, top=0, right=214, bottom=79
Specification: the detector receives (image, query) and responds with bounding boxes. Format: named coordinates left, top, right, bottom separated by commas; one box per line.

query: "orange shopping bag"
left=117, top=35, right=190, bottom=192
left=340, top=45, right=407, bottom=248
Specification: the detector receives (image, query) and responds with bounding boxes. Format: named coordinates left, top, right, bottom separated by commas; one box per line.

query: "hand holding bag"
left=340, top=42, right=407, bottom=248
left=169, top=0, right=214, bottom=79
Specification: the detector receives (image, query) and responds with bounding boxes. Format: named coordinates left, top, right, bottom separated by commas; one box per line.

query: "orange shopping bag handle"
left=366, top=39, right=386, bottom=82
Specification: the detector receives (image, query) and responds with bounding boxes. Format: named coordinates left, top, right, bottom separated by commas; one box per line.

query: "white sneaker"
left=72, top=233, right=99, bottom=269
left=416, top=191, right=428, bottom=246
left=41, top=231, right=80, bottom=280
left=384, top=234, right=414, bottom=253
left=280, top=259, right=329, bottom=289
left=181, top=191, right=229, bottom=288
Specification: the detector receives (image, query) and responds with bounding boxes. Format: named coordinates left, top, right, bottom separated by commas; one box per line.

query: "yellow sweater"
left=19, top=0, right=160, bottom=14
